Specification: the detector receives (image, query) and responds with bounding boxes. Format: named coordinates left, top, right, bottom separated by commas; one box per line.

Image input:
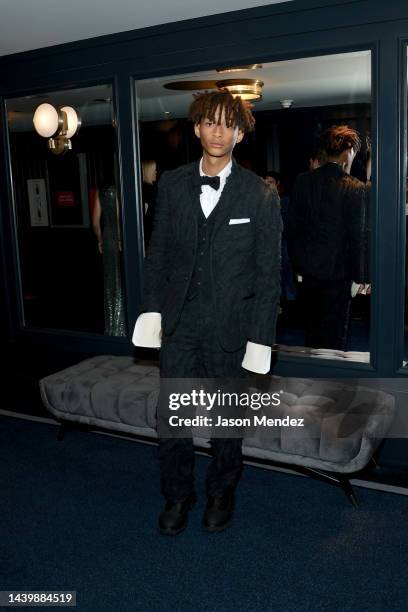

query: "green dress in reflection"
left=99, top=185, right=126, bottom=336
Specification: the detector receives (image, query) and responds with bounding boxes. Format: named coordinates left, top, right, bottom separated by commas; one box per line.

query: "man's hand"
left=356, top=283, right=371, bottom=295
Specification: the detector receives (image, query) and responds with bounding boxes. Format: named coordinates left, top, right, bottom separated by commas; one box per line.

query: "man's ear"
left=194, top=122, right=201, bottom=139
left=236, top=129, right=245, bottom=144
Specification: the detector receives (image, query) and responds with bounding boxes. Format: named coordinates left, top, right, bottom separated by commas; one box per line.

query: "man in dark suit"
left=133, top=91, right=281, bottom=535
left=288, top=125, right=370, bottom=351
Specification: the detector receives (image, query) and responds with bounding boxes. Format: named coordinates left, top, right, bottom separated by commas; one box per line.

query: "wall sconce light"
left=216, top=79, right=264, bottom=101
left=33, top=103, right=81, bottom=154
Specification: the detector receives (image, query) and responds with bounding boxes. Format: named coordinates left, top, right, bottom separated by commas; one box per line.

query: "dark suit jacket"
left=141, top=158, right=282, bottom=352
left=287, top=163, right=370, bottom=283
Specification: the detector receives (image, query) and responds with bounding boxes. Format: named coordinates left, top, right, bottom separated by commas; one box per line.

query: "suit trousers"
left=301, top=276, right=351, bottom=350
left=158, top=295, right=246, bottom=502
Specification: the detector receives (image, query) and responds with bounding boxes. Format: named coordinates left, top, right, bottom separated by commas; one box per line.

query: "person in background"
left=92, top=183, right=126, bottom=337
left=264, top=171, right=297, bottom=306
left=264, top=170, right=283, bottom=195
left=309, top=146, right=327, bottom=171
left=288, top=125, right=370, bottom=350
left=141, top=159, right=158, bottom=247
left=365, top=134, right=372, bottom=182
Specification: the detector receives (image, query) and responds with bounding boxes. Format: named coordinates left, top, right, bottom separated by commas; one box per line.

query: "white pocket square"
left=229, top=218, right=250, bottom=225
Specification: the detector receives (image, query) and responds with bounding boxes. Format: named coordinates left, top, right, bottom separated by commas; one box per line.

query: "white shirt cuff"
left=132, top=312, right=162, bottom=348
left=351, top=282, right=370, bottom=297
left=241, top=341, right=271, bottom=374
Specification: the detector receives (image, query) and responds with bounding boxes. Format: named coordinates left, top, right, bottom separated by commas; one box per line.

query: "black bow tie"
left=198, top=175, right=221, bottom=191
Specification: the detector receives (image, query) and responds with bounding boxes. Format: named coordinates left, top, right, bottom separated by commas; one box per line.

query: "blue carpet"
left=0, top=414, right=407, bottom=612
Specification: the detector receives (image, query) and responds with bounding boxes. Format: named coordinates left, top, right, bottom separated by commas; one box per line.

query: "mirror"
left=7, top=84, right=126, bottom=336
left=135, top=51, right=372, bottom=363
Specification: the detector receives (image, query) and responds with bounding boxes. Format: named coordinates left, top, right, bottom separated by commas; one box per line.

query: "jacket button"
left=184, top=276, right=188, bottom=280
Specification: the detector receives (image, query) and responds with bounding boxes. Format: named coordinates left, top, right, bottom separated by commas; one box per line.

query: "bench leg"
left=338, top=476, right=359, bottom=508
left=57, top=421, right=69, bottom=441
left=370, top=455, right=380, bottom=469
left=301, top=467, right=359, bottom=508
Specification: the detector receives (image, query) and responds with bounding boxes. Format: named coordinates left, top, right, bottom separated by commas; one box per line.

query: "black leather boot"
left=158, top=493, right=197, bottom=535
left=202, top=493, right=234, bottom=533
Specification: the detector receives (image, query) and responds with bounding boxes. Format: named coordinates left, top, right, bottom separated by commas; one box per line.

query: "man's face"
left=194, top=106, right=244, bottom=159
left=265, top=176, right=277, bottom=187
left=309, top=158, right=321, bottom=171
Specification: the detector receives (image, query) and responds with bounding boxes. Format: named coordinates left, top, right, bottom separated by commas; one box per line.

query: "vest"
left=186, top=201, right=220, bottom=306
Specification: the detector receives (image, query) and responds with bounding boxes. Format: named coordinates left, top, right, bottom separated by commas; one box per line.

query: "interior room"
left=0, top=1, right=407, bottom=610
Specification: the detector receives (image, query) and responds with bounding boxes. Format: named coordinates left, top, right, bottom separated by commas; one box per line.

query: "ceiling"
left=4, top=0, right=372, bottom=129
left=0, top=0, right=291, bottom=57
left=7, top=51, right=371, bottom=131
left=137, top=51, right=371, bottom=121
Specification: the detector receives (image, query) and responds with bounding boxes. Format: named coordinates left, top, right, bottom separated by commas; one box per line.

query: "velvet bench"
left=39, top=355, right=395, bottom=506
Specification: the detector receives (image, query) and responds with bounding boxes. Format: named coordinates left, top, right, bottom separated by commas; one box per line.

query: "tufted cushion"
left=40, top=355, right=159, bottom=437
left=40, top=356, right=395, bottom=474
left=242, top=377, right=395, bottom=472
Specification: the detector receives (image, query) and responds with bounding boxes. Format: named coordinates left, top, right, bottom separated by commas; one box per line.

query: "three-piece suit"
left=142, top=158, right=282, bottom=502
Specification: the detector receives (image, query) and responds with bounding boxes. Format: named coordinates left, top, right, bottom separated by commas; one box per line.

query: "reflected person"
left=309, top=146, right=327, bottom=171
left=141, top=159, right=158, bottom=248
left=288, top=125, right=369, bottom=350
left=92, top=184, right=126, bottom=336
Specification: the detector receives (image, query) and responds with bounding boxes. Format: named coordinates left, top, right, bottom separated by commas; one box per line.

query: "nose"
left=212, top=123, right=224, bottom=137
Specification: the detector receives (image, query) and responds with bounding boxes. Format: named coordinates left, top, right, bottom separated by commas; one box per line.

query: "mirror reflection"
left=7, top=84, right=126, bottom=335
left=404, top=47, right=408, bottom=366
left=135, top=51, right=372, bottom=362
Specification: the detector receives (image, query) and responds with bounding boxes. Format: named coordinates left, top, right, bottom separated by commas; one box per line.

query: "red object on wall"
left=55, top=191, right=76, bottom=207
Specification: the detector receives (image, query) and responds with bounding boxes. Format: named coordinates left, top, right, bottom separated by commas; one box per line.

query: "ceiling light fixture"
left=216, top=79, right=264, bottom=101
left=33, top=103, right=81, bottom=155
left=216, top=64, right=263, bottom=73
left=280, top=99, right=294, bottom=109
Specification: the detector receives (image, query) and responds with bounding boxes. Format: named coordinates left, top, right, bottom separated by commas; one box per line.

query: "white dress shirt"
left=199, top=157, right=231, bottom=217
left=132, top=158, right=272, bottom=374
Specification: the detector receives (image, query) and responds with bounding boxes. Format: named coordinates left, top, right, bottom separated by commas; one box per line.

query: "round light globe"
left=60, top=106, right=80, bottom=138
left=33, top=103, right=60, bottom=138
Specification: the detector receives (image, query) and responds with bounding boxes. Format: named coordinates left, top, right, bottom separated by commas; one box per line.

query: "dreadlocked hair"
left=321, top=125, right=361, bottom=157
left=188, top=90, right=255, bottom=132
